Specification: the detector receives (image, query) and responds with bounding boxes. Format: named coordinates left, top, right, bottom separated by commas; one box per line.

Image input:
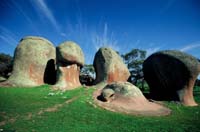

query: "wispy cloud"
left=60, top=33, right=67, bottom=37
left=180, top=41, right=200, bottom=52
left=0, top=26, right=18, bottom=47
left=31, top=0, right=60, bottom=33
left=63, top=17, right=119, bottom=63
left=61, top=0, right=120, bottom=63
left=63, top=14, right=95, bottom=64
left=9, top=0, right=40, bottom=35
left=91, top=23, right=119, bottom=51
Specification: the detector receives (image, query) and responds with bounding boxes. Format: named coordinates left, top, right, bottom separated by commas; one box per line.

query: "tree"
left=122, top=49, right=146, bottom=90
left=80, top=64, right=95, bottom=86
left=0, top=53, right=13, bottom=78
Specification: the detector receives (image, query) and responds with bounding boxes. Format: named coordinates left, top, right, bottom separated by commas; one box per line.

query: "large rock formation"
left=8, top=36, right=56, bottom=87
left=143, top=50, right=200, bottom=106
left=94, top=82, right=171, bottom=116
left=55, top=41, right=84, bottom=90
left=93, top=47, right=130, bottom=85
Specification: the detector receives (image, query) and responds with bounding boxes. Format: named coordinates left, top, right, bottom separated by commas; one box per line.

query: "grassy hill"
left=0, top=85, right=200, bottom=132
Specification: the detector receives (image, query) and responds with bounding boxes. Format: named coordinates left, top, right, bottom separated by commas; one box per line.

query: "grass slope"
left=0, top=85, right=200, bottom=132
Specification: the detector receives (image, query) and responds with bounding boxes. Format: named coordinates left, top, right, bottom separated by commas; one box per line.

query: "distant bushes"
left=0, top=53, right=13, bottom=78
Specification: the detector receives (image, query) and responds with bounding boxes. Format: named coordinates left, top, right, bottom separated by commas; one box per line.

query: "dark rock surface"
left=143, top=50, right=200, bottom=106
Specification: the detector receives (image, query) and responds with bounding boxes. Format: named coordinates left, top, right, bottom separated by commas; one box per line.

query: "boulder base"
left=55, top=64, right=81, bottom=90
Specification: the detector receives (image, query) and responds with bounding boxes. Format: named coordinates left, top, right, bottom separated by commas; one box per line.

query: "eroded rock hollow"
left=143, top=50, right=200, bottom=106
left=93, top=82, right=171, bottom=116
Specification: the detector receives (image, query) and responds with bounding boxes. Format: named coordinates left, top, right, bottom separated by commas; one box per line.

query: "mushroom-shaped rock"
left=93, top=47, right=130, bottom=84
left=143, top=50, right=200, bottom=106
left=55, top=41, right=84, bottom=90
left=8, top=36, right=56, bottom=87
left=94, top=82, right=171, bottom=116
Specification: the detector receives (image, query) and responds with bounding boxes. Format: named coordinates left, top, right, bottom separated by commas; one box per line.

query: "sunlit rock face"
left=143, top=50, right=200, bottom=106
left=100, top=82, right=145, bottom=102
left=55, top=41, right=84, bottom=90
left=93, top=47, right=130, bottom=85
left=8, top=36, right=56, bottom=87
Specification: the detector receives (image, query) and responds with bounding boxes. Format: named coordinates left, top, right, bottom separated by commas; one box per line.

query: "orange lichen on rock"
left=56, top=64, right=81, bottom=90
left=93, top=47, right=130, bottom=85
left=28, top=63, right=43, bottom=85
left=107, top=66, right=130, bottom=83
left=8, top=36, right=56, bottom=87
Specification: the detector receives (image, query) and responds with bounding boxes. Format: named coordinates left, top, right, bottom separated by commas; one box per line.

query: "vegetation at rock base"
left=80, top=64, right=95, bottom=86
left=0, top=85, right=200, bottom=132
left=122, top=49, right=147, bottom=90
left=0, top=53, right=13, bottom=79
left=80, top=65, right=95, bottom=77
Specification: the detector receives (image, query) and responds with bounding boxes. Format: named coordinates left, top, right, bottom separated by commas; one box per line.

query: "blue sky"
left=0, top=0, right=200, bottom=64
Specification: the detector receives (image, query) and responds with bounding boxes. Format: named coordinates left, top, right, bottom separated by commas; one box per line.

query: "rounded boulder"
left=93, top=47, right=130, bottom=84
left=101, top=82, right=144, bottom=101
left=56, top=41, right=84, bottom=66
left=8, top=36, right=56, bottom=87
left=94, top=81, right=171, bottom=116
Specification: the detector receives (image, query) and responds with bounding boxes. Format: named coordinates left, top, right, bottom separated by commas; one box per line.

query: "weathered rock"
left=0, top=76, right=6, bottom=82
left=93, top=47, right=130, bottom=84
left=55, top=41, right=84, bottom=90
left=8, top=36, right=56, bottom=87
left=101, top=82, right=144, bottom=102
left=143, top=50, right=200, bottom=106
left=101, top=88, right=115, bottom=102
left=56, top=41, right=84, bottom=66
left=94, top=82, right=171, bottom=116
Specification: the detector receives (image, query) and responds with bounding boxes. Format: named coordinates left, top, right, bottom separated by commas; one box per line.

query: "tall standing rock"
left=93, top=47, right=130, bottom=85
left=143, top=50, right=200, bottom=106
left=55, top=41, right=84, bottom=90
left=8, top=36, right=56, bottom=87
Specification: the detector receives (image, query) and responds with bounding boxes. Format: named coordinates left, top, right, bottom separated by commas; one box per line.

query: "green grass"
left=0, top=85, right=200, bottom=132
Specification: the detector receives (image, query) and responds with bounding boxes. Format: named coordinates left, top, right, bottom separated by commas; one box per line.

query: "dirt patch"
left=0, top=96, right=79, bottom=127
left=38, top=96, right=78, bottom=115
left=0, top=81, right=13, bottom=87
left=0, top=112, right=17, bottom=127
left=0, top=121, right=6, bottom=127
left=93, top=89, right=171, bottom=116
left=26, top=113, right=33, bottom=120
